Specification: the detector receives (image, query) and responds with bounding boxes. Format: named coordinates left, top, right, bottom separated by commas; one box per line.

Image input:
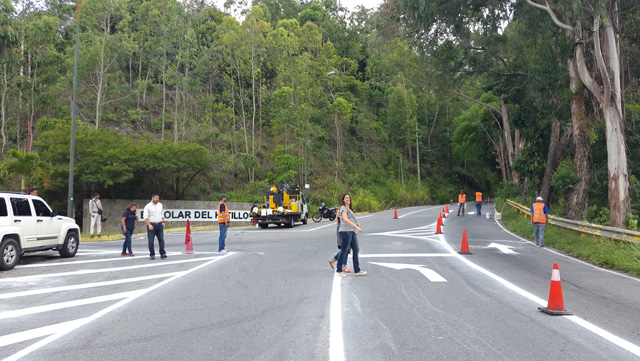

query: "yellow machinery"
left=252, top=184, right=309, bottom=228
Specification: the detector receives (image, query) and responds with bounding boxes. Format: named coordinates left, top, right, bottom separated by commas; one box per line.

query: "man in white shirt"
left=88, top=192, right=103, bottom=238
left=143, top=193, right=166, bottom=260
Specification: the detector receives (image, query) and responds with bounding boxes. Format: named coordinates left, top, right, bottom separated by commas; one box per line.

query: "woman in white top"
left=335, top=193, right=366, bottom=277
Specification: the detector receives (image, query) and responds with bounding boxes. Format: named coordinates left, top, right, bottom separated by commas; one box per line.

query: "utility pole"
left=67, top=1, right=82, bottom=217
left=416, top=123, right=420, bottom=189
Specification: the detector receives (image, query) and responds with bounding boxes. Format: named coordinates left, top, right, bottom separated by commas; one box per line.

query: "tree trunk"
left=574, top=11, right=630, bottom=227
left=500, top=100, right=519, bottom=184
left=540, top=115, right=570, bottom=203
left=1, top=65, right=7, bottom=156
left=564, top=57, right=590, bottom=220
left=161, top=63, right=166, bottom=141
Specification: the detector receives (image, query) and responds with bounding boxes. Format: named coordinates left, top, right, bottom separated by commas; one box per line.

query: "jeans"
left=147, top=223, right=165, bottom=256
left=476, top=202, right=482, bottom=215
left=337, top=232, right=360, bottom=273
left=122, top=227, right=134, bottom=254
left=533, top=223, right=546, bottom=246
left=333, top=250, right=349, bottom=269
left=218, top=223, right=228, bottom=251
left=457, top=203, right=465, bottom=216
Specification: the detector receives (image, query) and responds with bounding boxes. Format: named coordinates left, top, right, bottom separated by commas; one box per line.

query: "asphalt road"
left=1, top=204, right=639, bottom=361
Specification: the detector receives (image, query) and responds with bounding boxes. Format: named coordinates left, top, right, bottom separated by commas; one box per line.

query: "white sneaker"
left=219, top=249, right=228, bottom=253
left=354, top=271, right=367, bottom=276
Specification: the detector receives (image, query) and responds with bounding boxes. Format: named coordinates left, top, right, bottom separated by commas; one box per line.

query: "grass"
left=495, top=198, right=640, bottom=277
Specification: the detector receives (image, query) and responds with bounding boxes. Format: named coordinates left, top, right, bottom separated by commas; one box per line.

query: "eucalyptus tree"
left=394, top=0, right=525, bottom=185
left=23, top=14, right=59, bottom=152
left=79, top=0, right=131, bottom=129
left=524, top=0, right=630, bottom=227
left=0, top=0, right=18, bottom=156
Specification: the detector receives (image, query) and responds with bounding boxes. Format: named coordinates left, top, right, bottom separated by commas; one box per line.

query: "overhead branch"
left=525, top=0, right=573, bottom=31
left=452, top=90, right=501, bottom=114
left=489, top=70, right=531, bottom=77
left=593, top=14, right=612, bottom=107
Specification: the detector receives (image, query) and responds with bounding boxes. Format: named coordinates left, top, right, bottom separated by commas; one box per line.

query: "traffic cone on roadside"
left=442, top=207, right=447, bottom=218
left=393, top=208, right=398, bottom=219
left=184, top=219, right=194, bottom=254
left=435, top=220, right=443, bottom=234
left=459, top=229, right=471, bottom=254
left=437, top=214, right=443, bottom=228
left=538, top=264, right=573, bottom=315
left=439, top=213, right=445, bottom=226
left=446, top=204, right=449, bottom=213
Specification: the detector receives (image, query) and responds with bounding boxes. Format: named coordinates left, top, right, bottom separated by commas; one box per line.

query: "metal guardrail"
left=504, top=199, right=640, bottom=243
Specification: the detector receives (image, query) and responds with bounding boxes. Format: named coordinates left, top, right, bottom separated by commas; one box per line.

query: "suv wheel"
left=59, top=231, right=79, bottom=258
left=1, top=237, right=20, bottom=271
left=302, top=213, right=308, bottom=225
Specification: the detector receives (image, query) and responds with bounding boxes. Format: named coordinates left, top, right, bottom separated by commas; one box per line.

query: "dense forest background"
left=0, top=0, right=638, bottom=229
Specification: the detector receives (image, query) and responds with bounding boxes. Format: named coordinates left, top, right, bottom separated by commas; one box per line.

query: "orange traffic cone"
left=435, top=220, right=443, bottom=234
left=451, top=200, right=453, bottom=205
left=442, top=207, right=447, bottom=218
left=446, top=204, right=449, bottom=213
left=393, top=208, right=398, bottom=219
left=538, top=264, right=573, bottom=315
left=439, top=213, right=445, bottom=226
left=437, top=214, right=443, bottom=228
left=184, top=219, right=194, bottom=254
left=459, top=229, right=471, bottom=254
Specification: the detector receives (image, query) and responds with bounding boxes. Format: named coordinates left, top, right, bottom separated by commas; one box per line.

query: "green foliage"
left=587, top=206, right=611, bottom=226
left=551, top=158, right=579, bottom=195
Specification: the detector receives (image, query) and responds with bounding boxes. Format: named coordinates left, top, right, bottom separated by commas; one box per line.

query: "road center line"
left=329, top=274, right=345, bottom=361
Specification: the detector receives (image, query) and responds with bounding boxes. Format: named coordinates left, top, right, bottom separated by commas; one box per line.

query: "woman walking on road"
left=121, top=203, right=139, bottom=256
left=336, top=193, right=366, bottom=277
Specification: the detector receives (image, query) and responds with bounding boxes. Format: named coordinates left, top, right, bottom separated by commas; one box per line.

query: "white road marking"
left=3, top=254, right=232, bottom=361
left=486, top=242, right=518, bottom=255
left=330, top=274, right=345, bottom=361
left=360, top=253, right=453, bottom=258
left=0, top=256, right=223, bottom=282
left=17, top=251, right=193, bottom=268
left=437, top=233, right=640, bottom=357
left=369, top=262, right=447, bottom=282
left=0, top=272, right=183, bottom=300
left=0, top=319, right=87, bottom=348
left=0, top=290, right=144, bottom=321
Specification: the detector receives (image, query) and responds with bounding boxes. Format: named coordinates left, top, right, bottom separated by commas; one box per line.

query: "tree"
left=0, top=0, right=18, bottom=156
left=1, top=149, right=50, bottom=191
left=525, top=0, right=631, bottom=227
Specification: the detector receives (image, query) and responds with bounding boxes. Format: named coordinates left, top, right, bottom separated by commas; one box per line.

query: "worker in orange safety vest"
left=530, top=196, right=549, bottom=247
left=475, top=191, right=483, bottom=216
left=218, top=194, right=230, bottom=253
left=457, top=190, right=466, bottom=216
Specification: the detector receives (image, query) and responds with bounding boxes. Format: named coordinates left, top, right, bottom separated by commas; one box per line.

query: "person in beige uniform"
left=88, top=193, right=103, bottom=238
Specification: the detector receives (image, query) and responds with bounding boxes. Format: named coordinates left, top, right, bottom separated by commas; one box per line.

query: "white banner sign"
left=140, top=209, right=251, bottom=222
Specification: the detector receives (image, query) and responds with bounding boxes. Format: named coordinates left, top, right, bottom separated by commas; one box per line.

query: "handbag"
left=101, top=216, right=107, bottom=222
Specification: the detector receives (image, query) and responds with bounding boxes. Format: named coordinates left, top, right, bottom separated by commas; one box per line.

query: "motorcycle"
left=312, top=203, right=337, bottom=222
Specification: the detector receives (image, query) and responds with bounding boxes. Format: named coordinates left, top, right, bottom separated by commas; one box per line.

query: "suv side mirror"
left=51, top=210, right=58, bottom=217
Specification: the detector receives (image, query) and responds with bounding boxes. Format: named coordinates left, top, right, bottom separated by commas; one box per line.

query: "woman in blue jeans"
left=121, top=203, right=139, bottom=256
left=336, top=193, right=367, bottom=277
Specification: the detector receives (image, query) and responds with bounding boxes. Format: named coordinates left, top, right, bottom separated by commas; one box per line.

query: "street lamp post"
left=304, top=71, right=335, bottom=201
left=67, top=1, right=82, bottom=216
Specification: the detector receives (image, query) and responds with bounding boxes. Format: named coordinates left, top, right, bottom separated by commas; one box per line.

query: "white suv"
left=0, top=192, right=80, bottom=270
